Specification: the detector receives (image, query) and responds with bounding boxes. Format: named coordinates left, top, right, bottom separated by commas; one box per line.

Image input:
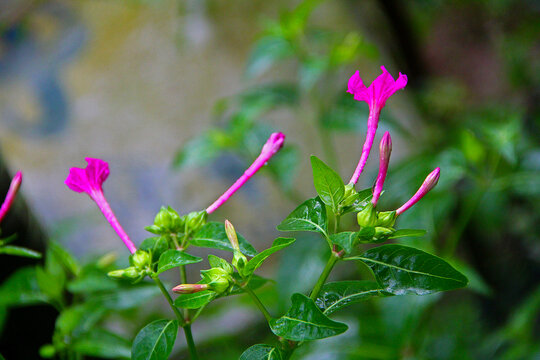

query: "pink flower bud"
left=372, top=132, right=392, bottom=206
left=65, top=158, right=137, bottom=254
left=172, top=283, right=209, bottom=294
left=348, top=67, right=407, bottom=185
left=0, top=171, right=22, bottom=224
left=224, top=220, right=239, bottom=251
left=206, top=132, right=285, bottom=214
left=396, top=167, right=440, bottom=216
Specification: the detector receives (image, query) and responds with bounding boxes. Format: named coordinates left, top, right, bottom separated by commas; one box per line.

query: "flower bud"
left=224, top=220, right=240, bottom=251
left=377, top=211, right=396, bottom=227
left=396, top=167, right=440, bottom=216
left=185, top=210, right=207, bottom=234
left=357, top=203, right=378, bottom=227
left=130, top=250, right=152, bottom=270
left=374, top=226, right=393, bottom=240
left=154, top=206, right=183, bottom=234
left=372, top=132, right=392, bottom=206
left=107, top=266, right=141, bottom=280
left=172, top=283, right=209, bottom=294
left=233, top=250, right=247, bottom=274
left=340, top=184, right=360, bottom=208
left=201, top=268, right=231, bottom=294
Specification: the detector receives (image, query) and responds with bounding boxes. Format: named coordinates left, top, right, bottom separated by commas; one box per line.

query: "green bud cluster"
left=107, top=250, right=152, bottom=283
left=145, top=207, right=207, bottom=239
left=356, top=204, right=398, bottom=242
left=201, top=267, right=233, bottom=294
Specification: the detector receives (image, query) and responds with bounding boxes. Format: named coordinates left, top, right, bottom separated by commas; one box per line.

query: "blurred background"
left=0, top=0, right=539, bottom=358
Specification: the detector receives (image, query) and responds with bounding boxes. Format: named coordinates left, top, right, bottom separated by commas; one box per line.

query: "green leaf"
left=330, top=232, right=358, bottom=254
left=132, top=319, right=178, bottom=360
left=245, top=238, right=295, bottom=275
left=310, top=156, right=345, bottom=211
left=227, top=274, right=271, bottom=296
left=388, top=229, right=426, bottom=239
left=316, top=281, right=387, bottom=315
left=55, top=303, right=105, bottom=337
left=276, top=197, right=328, bottom=236
left=0, top=245, right=41, bottom=259
left=349, top=244, right=469, bottom=295
left=208, top=254, right=233, bottom=272
left=172, top=132, right=223, bottom=169
left=245, top=36, right=293, bottom=78
left=0, top=267, right=47, bottom=306
left=240, top=344, right=283, bottom=360
left=72, top=329, right=131, bottom=359
left=48, top=241, right=80, bottom=276
left=191, top=222, right=257, bottom=256
left=156, top=250, right=202, bottom=274
left=174, top=290, right=217, bottom=309
left=320, top=94, right=369, bottom=132
left=270, top=293, right=348, bottom=341
left=139, top=237, right=169, bottom=263
left=92, top=284, right=161, bottom=310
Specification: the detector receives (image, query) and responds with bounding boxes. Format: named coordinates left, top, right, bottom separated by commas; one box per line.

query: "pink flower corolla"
left=65, top=158, right=137, bottom=254
left=395, top=167, right=440, bottom=216
left=206, top=132, right=285, bottom=214
left=347, top=66, right=407, bottom=185
left=371, top=132, right=392, bottom=206
left=0, top=171, right=22, bottom=224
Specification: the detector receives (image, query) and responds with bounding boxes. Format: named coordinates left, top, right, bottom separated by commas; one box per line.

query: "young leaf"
left=0, top=245, right=41, bottom=259
left=349, top=244, right=468, bottom=295
left=240, top=344, right=283, bottom=360
left=191, top=222, right=257, bottom=256
left=276, top=197, right=328, bottom=236
left=316, top=281, right=388, bottom=315
left=270, top=293, right=348, bottom=341
left=245, top=36, right=294, bottom=78
left=388, top=229, right=427, bottom=239
left=156, top=250, right=202, bottom=274
left=0, top=267, right=47, bottom=306
left=330, top=232, right=358, bottom=254
left=132, top=319, right=178, bottom=360
left=72, top=329, right=131, bottom=359
left=244, top=238, right=295, bottom=275
left=310, top=156, right=345, bottom=211
left=174, top=290, right=217, bottom=309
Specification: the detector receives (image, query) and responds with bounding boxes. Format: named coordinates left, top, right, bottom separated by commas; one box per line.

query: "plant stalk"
left=243, top=285, right=272, bottom=322
left=310, top=251, right=340, bottom=301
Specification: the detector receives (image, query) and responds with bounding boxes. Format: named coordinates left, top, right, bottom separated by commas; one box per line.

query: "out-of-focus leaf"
left=156, top=250, right=202, bottom=274
left=311, top=156, right=345, bottom=212
left=270, top=293, right=348, bottom=341
left=388, top=229, right=426, bottom=239
left=173, top=131, right=227, bottom=169
left=0, top=245, right=41, bottom=259
left=299, top=57, right=327, bottom=90
left=72, top=329, right=131, bottom=359
left=320, top=94, right=369, bottom=131
left=191, top=222, right=257, bottom=256
left=316, top=281, right=387, bottom=315
left=0, top=267, right=47, bottom=306
left=132, top=319, right=178, bottom=360
left=67, top=271, right=118, bottom=294
left=245, top=237, right=295, bottom=275
left=330, top=232, right=358, bottom=254
left=48, top=241, right=80, bottom=276
left=240, top=344, right=283, bottom=360
left=245, top=36, right=294, bottom=78
left=277, top=197, right=328, bottom=236
left=92, top=284, right=160, bottom=310
left=55, top=303, right=105, bottom=337
left=348, top=244, right=468, bottom=295
left=174, top=290, right=217, bottom=309
left=267, top=146, right=300, bottom=190
left=240, top=83, right=299, bottom=111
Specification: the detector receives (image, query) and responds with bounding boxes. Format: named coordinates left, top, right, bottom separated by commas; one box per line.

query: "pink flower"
left=0, top=171, right=22, bottom=224
left=348, top=66, right=407, bottom=185
left=206, top=132, right=285, bottom=214
left=65, top=158, right=137, bottom=253
left=396, top=167, right=440, bottom=216
left=372, top=132, right=392, bottom=206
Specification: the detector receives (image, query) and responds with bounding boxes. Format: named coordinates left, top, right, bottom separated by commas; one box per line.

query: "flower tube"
left=396, top=167, right=440, bottom=216
left=0, top=171, right=22, bottom=224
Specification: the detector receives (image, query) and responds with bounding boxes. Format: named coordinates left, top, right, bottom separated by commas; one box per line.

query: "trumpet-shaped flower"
left=348, top=66, right=407, bottom=185
left=0, top=171, right=22, bottom=224
left=65, top=158, right=137, bottom=253
left=396, top=167, right=440, bottom=216
left=206, top=132, right=285, bottom=214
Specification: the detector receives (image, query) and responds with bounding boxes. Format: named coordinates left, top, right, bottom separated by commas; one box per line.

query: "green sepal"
left=208, top=254, right=234, bottom=274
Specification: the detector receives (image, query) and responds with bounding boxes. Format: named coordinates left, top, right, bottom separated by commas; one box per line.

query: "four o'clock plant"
left=62, top=68, right=467, bottom=360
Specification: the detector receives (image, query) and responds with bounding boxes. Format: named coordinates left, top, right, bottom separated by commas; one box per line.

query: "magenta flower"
left=65, top=158, right=137, bottom=253
left=0, top=171, right=22, bottom=224
left=206, top=132, right=285, bottom=214
left=396, top=167, right=440, bottom=216
left=348, top=66, right=407, bottom=185
left=371, top=132, right=392, bottom=206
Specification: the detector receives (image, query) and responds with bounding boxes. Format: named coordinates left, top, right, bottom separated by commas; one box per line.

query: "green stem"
left=243, top=285, right=272, bottom=322
left=152, top=274, right=185, bottom=326
left=180, top=265, right=190, bottom=320
left=310, top=251, right=340, bottom=301
left=183, top=325, right=199, bottom=360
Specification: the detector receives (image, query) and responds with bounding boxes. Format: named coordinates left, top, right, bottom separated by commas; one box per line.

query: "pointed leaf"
left=270, top=293, right=348, bottom=341
left=132, top=319, right=178, bottom=360
left=310, top=156, right=344, bottom=211
left=0, top=245, right=41, bottom=259
left=349, top=244, right=468, bottom=295
left=240, top=344, right=283, bottom=360
left=388, top=229, right=426, bottom=239
left=245, top=238, right=295, bottom=275
left=174, top=290, right=217, bottom=309
left=316, top=281, right=388, bottom=315
left=157, top=250, right=202, bottom=274
left=330, top=232, right=358, bottom=254
left=191, top=222, right=256, bottom=256
left=276, top=197, right=328, bottom=236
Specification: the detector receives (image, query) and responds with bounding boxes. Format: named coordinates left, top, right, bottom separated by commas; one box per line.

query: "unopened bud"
left=233, top=250, right=247, bottom=273
left=224, top=220, right=240, bottom=251
left=108, top=266, right=141, bottom=280
left=154, top=206, right=183, bottom=233
left=396, top=167, right=440, bottom=216
left=186, top=210, right=207, bottom=234
left=96, top=252, right=117, bottom=269
left=261, top=132, right=285, bottom=157
left=374, top=226, right=393, bottom=239
left=377, top=211, right=396, bottom=227
left=372, top=132, right=392, bottom=206
left=130, top=250, right=151, bottom=270
left=172, top=283, right=209, bottom=294
left=357, top=203, right=378, bottom=227
left=201, top=268, right=231, bottom=294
